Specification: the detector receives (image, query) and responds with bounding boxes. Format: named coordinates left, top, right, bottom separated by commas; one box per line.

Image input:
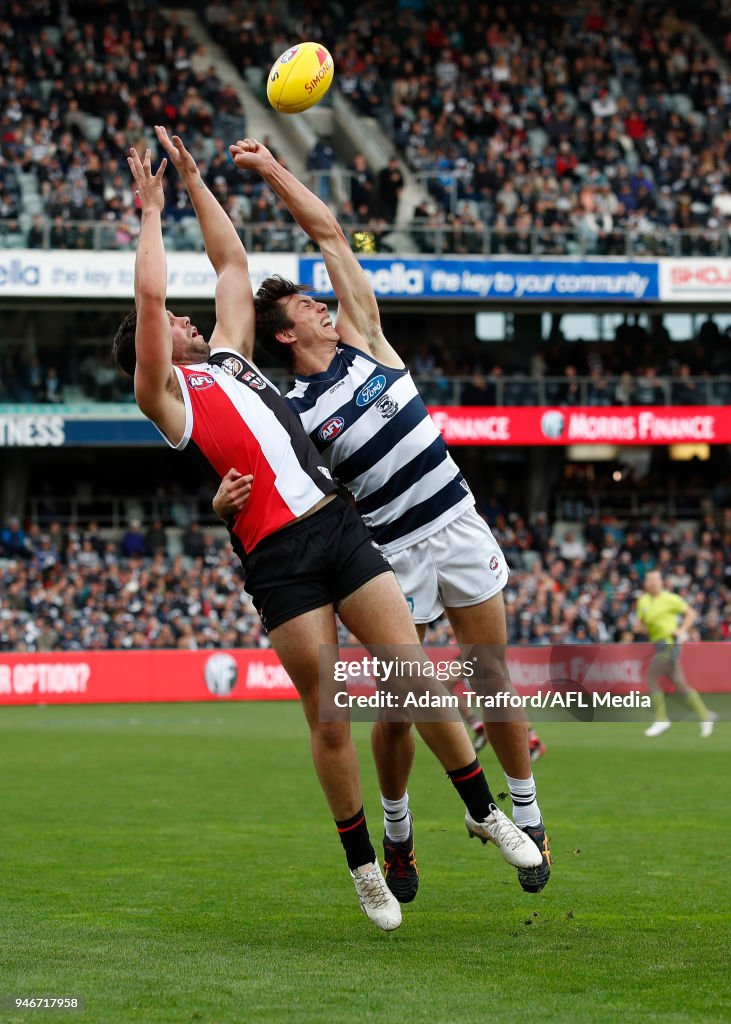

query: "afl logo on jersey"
left=221, top=355, right=244, bottom=378
left=187, top=373, right=215, bottom=390
left=489, top=555, right=500, bottom=571
left=318, top=416, right=345, bottom=442
left=241, top=369, right=267, bottom=391
left=356, top=374, right=387, bottom=407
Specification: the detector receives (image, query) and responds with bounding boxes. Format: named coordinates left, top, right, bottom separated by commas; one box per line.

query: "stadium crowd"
left=0, top=1, right=729, bottom=256
left=1, top=509, right=728, bottom=652
left=304, top=0, right=731, bottom=252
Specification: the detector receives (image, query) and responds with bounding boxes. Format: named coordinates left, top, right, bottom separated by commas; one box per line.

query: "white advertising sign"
left=0, top=250, right=297, bottom=299
left=659, top=257, right=731, bottom=302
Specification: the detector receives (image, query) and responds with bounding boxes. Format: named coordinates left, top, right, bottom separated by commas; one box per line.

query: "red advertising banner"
left=0, top=649, right=297, bottom=706
left=427, top=406, right=731, bottom=445
left=0, top=644, right=728, bottom=707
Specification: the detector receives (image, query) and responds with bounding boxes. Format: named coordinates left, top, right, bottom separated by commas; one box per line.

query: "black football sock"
left=335, top=806, right=376, bottom=870
left=447, top=758, right=495, bottom=821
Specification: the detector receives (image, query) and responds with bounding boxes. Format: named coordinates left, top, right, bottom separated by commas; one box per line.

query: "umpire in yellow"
left=635, top=570, right=717, bottom=738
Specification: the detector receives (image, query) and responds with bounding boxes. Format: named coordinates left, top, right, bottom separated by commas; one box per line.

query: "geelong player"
left=113, top=133, right=541, bottom=931
left=214, top=138, right=551, bottom=895
left=636, top=570, right=717, bottom=738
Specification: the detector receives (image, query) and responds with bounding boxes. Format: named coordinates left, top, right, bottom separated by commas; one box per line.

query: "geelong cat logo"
left=187, top=374, right=214, bottom=390
left=375, top=394, right=398, bottom=419
left=318, top=416, right=345, bottom=442
left=356, top=374, right=387, bottom=407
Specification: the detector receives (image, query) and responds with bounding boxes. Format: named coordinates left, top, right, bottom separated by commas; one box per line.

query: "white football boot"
left=350, top=861, right=402, bottom=931
left=465, top=804, right=542, bottom=869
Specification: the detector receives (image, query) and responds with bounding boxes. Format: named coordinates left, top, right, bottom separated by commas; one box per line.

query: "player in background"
left=216, top=137, right=551, bottom=895
left=114, top=132, right=541, bottom=931
left=635, top=570, right=717, bottom=738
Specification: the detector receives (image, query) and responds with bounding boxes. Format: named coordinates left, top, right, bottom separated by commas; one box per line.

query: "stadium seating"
left=1, top=511, right=728, bottom=650
left=1, top=1, right=729, bottom=255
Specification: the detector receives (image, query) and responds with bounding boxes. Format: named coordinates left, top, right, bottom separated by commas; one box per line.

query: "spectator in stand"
left=377, top=157, right=404, bottom=222
left=182, top=522, right=206, bottom=559
left=635, top=367, right=666, bottom=405
left=615, top=372, right=634, bottom=405
left=561, top=365, right=582, bottom=406
left=349, top=153, right=376, bottom=214
left=41, top=367, right=63, bottom=404
left=671, top=364, right=702, bottom=404
left=121, top=520, right=146, bottom=559
left=0, top=517, right=30, bottom=559
left=307, top=138, right=336, bottom=202
left=145, top=520, right=168, bottom=556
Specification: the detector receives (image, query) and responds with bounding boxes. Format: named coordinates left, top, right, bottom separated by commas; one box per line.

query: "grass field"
left=1, top=701, right=729, bottom=1024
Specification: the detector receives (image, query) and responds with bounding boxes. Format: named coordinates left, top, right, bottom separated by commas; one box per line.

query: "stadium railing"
left=4, top=218, right=728, bottom=257
left=2, top=376, right=728, bottom=408
left=2, top=375, right=729, bottom=407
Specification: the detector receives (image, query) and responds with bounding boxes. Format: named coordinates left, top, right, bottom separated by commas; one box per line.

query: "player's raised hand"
left=229, top=138, right=276, bottom=176
left=154, top=126, right=199, bottom=181
left=127, top=147, right=167, bottom=210
left=212, top=469, right=253, bottom=521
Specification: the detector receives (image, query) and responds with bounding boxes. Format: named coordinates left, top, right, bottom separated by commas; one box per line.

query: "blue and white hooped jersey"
left=286, top=341, right=474, bottom=556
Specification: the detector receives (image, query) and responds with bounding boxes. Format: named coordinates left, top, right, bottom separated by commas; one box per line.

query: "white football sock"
left=506, top=774, right=541, bottom=829
left=381, top=791, right=411, bottom=842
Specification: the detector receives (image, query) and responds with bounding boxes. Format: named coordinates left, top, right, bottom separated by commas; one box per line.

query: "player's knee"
left=313, top=720, right=351, bottom=752
left=373, top=719, right=412, bottom=739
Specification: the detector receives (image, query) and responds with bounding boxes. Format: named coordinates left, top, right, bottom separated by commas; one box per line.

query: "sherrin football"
left=267, top=42, right=334, bottom=114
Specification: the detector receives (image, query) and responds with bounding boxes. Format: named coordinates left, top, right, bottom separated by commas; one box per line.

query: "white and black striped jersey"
left=286, top=341, right=474, bottom=556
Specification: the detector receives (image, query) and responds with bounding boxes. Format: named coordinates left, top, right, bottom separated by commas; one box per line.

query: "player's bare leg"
left=338, top=574, right=480, bottom=770
left=371, top=718, right=418, bottom=901
left=447, top=592, right=551, bottom=892
left=269, top=604, right=401, bottom=930
left=416, top=622, right=486, bottom=750
left=338, top=574, right=541, bottom=873
left=447, top=594, right=532, bottom=774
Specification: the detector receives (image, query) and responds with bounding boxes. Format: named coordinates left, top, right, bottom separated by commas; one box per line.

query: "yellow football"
left=267, top=42, right=334, bottom=114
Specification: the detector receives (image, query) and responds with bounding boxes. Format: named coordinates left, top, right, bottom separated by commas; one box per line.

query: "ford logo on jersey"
left=356, top=374, right=387, bottom=407
left=318, top=416, right=345, bottom=442
left=187, top=374, right=215, bottom=390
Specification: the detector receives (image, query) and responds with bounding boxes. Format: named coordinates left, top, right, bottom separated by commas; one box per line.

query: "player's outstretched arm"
left=155, top=126, right=255, bottom=360
left=128, top=147, right=184, bottom=443
left=230, top=137, right=403, bottom=368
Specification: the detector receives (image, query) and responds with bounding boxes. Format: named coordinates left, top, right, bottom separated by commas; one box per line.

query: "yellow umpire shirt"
left=636, top=590, right=687, bottom=643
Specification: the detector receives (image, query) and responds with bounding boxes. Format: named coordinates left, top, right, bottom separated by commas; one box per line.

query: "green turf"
left=1, top=702, right=729, bottom=1024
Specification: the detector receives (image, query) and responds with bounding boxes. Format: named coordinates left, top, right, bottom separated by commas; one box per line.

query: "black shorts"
left=241, top=497, right=393, bottom=633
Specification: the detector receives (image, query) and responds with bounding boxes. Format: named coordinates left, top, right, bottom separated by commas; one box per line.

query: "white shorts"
left=386, top=508, right=509, bottom=624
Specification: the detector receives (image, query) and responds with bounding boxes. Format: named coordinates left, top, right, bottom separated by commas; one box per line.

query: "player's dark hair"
left=254, top=275, right=311, bottom=367
left=113, top=310, right=137, bottom=377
